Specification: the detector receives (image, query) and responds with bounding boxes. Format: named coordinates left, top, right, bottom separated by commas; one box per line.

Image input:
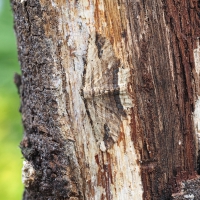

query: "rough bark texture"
left=172, top=177, right=200, bottom=200
left=12, top=0, right=200, bottom=199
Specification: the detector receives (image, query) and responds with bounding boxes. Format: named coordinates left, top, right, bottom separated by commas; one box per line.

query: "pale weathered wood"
left=12, top=0, right=200, bottom=199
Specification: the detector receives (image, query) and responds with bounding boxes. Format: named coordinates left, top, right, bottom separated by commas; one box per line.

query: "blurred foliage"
left=0, top=0, right=23, bottom=199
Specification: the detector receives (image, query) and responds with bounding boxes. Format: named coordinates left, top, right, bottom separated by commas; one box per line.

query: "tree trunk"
left=11, top=0, right=200, bottom=199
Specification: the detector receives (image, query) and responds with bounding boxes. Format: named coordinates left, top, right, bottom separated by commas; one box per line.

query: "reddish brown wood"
left=126, top=0, right=200, bottom=199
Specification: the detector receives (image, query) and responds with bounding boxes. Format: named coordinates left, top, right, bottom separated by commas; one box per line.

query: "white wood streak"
left=194, top=39, right=200, bottom=154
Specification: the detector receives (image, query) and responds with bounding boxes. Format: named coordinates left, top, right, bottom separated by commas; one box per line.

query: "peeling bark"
left=12, top=0, right=200, bottom=199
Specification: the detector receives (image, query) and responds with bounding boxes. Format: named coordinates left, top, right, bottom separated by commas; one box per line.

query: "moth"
left=82, top=33, right=133, bottom=151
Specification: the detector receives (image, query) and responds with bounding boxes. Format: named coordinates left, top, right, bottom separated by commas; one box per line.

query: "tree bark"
left=11, top=0, right=200, bottom=199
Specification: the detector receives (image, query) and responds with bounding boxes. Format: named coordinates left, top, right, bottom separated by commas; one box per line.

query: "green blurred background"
left=0, top=0, right=23, bottom=199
